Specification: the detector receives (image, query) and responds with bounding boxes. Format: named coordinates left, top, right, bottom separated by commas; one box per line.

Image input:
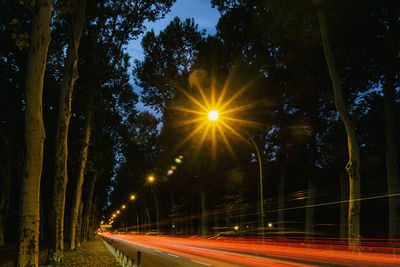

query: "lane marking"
left=191, top=259, right=211, bottom=266
left=168, top=253, right=179, bottom=258
left=153, top=249, right=162, bottom=253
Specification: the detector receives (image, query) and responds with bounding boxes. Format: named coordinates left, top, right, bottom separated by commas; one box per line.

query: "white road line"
left=153, top=249, right=162, bottom=253
left=191, top=259, right=211, bottom=266
left=168, top=253, right=179, bottom=258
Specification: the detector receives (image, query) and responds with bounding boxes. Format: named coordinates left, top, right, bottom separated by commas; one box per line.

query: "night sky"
left=127, top=0, right=221, bottom=113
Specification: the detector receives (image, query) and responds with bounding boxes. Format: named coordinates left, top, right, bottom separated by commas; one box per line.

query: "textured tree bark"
left=316, top=9, right=361, bottom=248
left=47, top=0, right=87, bottom=262
left=67, top=109, right=92, bottom=250
left=16, top=1, right=52, bottom=265
left=75, top=202, right=83, bottom=248
left=81, top=172, right=98, bottom=243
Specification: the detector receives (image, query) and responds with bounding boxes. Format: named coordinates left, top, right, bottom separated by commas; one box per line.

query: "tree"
left=16, top=1, right=53, bottom=266
left=47, top=0, right=87, bottom=262
left=314, top=2, right=361, bottom=247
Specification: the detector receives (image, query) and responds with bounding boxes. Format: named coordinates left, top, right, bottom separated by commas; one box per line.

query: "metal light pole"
left=248, top=135, right=264, bottom=237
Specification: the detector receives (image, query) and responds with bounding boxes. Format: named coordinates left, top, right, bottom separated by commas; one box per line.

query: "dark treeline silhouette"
left=1, top=0, right=175, bottom=265
left=110, top=0, right=399, bottom=249
left=0, top=0, right=399, bottom=266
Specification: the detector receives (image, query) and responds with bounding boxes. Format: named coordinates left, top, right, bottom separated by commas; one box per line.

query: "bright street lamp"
left=208, top=110, right=219, bottom=121
left=121, top=205, right=126, bottom=209
left=130, top=194, right=136, bottom=200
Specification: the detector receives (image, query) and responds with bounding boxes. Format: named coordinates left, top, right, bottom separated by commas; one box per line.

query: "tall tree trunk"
left=76, top=202, right=84, bottom=248
left=316, top=8, right=361, bottom=248
left=0, top=166, right=11, bottom=247
left=16, top=1, right=52, bottom=265
left=278, top=163, right=286, bottom=235
left=48, top=0, right=87, bottom=263
left=67, top=109, right=92, bottom=250
left=81, top=172, right=98, bottom=243
left=384, top=10, right=400, bottom=239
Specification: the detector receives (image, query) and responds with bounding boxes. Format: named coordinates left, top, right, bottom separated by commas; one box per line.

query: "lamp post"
left=207, top=110, right=264, bottom=235
left=247, top=134, right=264, bottom=236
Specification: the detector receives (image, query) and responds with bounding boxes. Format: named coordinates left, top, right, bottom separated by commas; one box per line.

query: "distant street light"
left=121, top=205, right=126, bottom=210
left=147, top=175, right=155, bottom=183
left=130, top=194, right=136, bottom=200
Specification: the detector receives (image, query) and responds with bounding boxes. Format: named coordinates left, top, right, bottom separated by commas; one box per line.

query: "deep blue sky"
left=127, top=0, right=221, bottom=113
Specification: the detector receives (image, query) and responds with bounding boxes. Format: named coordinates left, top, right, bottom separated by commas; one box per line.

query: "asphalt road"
left=100, top=234, right=400, bottom=267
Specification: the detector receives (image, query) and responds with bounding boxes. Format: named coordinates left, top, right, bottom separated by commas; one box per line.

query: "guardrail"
left=101, top=237, right=141, bottom=267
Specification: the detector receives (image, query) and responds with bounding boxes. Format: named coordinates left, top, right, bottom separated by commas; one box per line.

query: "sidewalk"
left=1, top=236, right=120, bottom=266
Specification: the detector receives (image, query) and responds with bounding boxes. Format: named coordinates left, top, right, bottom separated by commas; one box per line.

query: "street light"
left=130, top=194, right=136, bottom=200
left=121, top=205, right=126, bottom=210
left=147, top=175, right=155, bottom=183
left=208, top=110, right=219, bottom=121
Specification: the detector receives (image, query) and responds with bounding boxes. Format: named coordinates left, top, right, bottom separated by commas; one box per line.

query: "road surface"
left=100, top=233, right=400, bottom=266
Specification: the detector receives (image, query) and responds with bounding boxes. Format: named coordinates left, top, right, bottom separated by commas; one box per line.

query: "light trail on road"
left=101, top=233, right=400, bottom=266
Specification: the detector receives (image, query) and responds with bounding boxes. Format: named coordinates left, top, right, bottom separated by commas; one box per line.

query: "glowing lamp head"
left=148, top=175, right=155, bottom=183
left=130, top=194, right=136, bottom=200
left=116, top=210, right=120, bottom=214
left=121, top=205, right=126, bottom=209
left=208, top=110, right=219, bottom=121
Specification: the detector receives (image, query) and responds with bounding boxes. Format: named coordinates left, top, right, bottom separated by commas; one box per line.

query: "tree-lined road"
left=100, top=233, right=400, bottom=267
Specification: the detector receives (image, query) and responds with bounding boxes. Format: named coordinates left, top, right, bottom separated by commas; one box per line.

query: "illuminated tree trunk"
left=316, top=8, right=361, bottom=248
left=16, top=1, right=52, bottom=265
left=81, top=172, right=98, bottom=242
left=76, top=202, right=83, bottom=247
left=48, top=0, right=87, bottom=262
left=68, top=109, right=92, bottom=250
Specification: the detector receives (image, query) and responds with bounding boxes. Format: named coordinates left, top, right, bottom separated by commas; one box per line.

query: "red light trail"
left=101, top=233, right=400, bottom=266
